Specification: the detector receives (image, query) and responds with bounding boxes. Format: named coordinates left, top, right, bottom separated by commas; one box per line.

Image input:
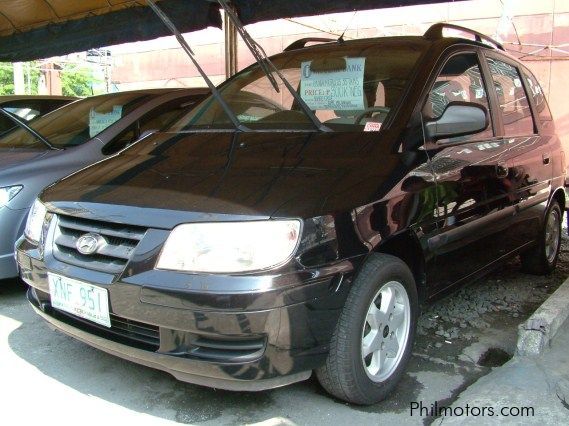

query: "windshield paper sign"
left=89, top=105, right=123, bottom=137
left=300, top=57, right=365, bottom=110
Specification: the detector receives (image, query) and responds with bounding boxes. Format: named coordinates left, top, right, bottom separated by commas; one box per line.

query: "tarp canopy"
left=0, top=0, right=459, bottom=62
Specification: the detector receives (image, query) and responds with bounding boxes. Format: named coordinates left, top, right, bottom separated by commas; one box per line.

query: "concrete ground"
left=437, top=318, right=569, bottom=425
left=1, top=232, right=568, bottom=425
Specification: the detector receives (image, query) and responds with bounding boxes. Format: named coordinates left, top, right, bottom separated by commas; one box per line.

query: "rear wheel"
left=521, top=200, right=562, bottom=275
left=316, top=253, right=418, bottom=405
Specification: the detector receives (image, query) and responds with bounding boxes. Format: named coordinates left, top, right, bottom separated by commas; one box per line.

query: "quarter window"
left=524, top=71, right=552, bottom=122
left=486, top=57, right=535, bottom=136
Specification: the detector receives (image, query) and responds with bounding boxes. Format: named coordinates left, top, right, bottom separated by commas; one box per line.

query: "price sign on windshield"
left=300, top=57, right=365, bottom=111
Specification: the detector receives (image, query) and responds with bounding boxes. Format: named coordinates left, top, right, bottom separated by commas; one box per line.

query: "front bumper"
left=28, top=290, right=311, bottom=390
left=18, top=238, right=358, bottom=391
left=0, top=206, right=28, bottom=280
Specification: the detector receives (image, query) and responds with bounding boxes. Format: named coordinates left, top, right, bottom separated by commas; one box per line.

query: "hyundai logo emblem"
left=76, top=233, right=104, bottom=255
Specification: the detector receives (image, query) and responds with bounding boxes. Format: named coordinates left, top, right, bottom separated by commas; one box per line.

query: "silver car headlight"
left=0, top=185, right=23, bottom=208
left=156, top=220, right=302, bottom=273
left=24, top=199, right=47, bottom=244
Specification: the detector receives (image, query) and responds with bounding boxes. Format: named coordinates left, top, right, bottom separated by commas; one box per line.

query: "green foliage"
left=0, top=63, right=14, bottom=94
left=0, top=62, right=103, bottom=96
left=60, top=65, right=97, bottom=97
left=0, top=62, right=40, bottom=95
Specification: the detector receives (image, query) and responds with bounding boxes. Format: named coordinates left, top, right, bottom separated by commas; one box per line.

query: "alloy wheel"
left=545, top=208, right=561, bottom=264
left=361, top=281, right=411, bottom=382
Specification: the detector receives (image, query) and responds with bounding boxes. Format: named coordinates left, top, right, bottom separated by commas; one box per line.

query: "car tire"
left=316, top=253, right=418, bottom=405
left=520, top=200, right=562, bottom=275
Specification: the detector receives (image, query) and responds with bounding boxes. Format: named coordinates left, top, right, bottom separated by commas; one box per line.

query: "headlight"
left=0, top=185, right=23, bottom=208
left=156, top=220, right=301, bottom=273
left=24, top=199, right=47, bottom=244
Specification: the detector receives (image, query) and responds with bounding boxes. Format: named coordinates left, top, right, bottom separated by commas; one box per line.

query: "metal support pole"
left=224, top=10, right=238, bottom=78
left=13, top=62, right=25, bottom=94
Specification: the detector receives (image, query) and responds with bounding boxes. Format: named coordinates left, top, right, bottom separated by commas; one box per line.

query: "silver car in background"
left=0, top=88, right=209, bottom=280
left=0, top=95, right=77, bottom=134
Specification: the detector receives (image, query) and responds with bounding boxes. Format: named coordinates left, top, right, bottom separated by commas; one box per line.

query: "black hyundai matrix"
left=18, top=24, right=564, bottom=405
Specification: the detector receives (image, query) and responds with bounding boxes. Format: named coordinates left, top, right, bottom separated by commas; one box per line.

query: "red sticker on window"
left=364, top=122, right=382, bottom=132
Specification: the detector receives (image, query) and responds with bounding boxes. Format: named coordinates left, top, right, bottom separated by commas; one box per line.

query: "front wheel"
left=520, top=200, right=562, bottom=275
left=316, top=253, right=418, bottom=405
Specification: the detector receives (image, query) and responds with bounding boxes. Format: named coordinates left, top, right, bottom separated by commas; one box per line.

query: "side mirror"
left=425, top=101, right=488, bottom=141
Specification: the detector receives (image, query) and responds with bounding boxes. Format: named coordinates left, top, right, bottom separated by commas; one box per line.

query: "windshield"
left=167, top=39, right=426, bottom=132
left=0, top=92, right=152, bottom=149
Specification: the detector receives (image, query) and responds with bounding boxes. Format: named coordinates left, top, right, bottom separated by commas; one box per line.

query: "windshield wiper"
left=218, top=0, right=331, bottom=132
left=0, top=108, right=60, bottom=150
left=146, top=0, right=248, bottom=132
left=218, top=0, right=279, bottom=93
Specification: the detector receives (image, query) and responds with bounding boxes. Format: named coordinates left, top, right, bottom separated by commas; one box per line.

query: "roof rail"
left=424, top=23, right=505, bottom=51
left=284, top=37, right=336, bottom=51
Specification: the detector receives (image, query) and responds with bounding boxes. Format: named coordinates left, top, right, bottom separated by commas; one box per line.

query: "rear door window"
left=486, top=57, right=535, bottom=136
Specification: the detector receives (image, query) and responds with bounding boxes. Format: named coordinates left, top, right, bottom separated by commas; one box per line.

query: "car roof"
left=73, top=88, right=210, bottom=101
left=279, top=32, right=515, bottom=63
left=273, top=36, right=431, bottom=59
left=0, top=89, right=210, bottom=105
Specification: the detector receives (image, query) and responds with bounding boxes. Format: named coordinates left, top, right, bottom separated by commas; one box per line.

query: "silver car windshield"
left=0, top=93, right=152, bottom=149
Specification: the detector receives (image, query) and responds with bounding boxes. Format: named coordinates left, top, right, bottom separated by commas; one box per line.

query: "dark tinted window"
left=487, top=57, right=535, bottom=136
left=424, top=53, right=492, bottom=141
left=523, top=71, right=552, bottom=122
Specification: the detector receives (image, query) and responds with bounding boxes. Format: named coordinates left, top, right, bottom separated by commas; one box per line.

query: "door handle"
left=496, top=162, right=509, bottom=179
left=543, top=153, right=550, bottom=165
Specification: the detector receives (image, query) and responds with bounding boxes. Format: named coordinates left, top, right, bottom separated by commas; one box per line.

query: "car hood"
left=41, top=130, right=407, bottom=219
left=0, top=148, right=52, bottom=169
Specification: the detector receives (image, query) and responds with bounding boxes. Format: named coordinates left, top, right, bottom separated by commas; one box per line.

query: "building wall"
left=110, top=0, right=569, bottom=147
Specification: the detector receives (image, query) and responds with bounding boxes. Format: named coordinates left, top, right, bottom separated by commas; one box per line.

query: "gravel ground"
left=417, top=223, right=569, bottom=350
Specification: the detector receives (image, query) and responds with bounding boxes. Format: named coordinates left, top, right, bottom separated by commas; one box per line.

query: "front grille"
left=54, top=310, right=161, bottom=351
left=52, top=215, right=147, bottom=274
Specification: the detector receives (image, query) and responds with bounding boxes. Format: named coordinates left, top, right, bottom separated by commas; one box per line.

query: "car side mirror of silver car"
left=425, top=101, right=488, bottom=141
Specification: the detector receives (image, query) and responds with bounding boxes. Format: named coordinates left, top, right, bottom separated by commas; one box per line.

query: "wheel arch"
left=551, top=187, right=566, bottom=212
left=372, top=230, right=427, bottom=304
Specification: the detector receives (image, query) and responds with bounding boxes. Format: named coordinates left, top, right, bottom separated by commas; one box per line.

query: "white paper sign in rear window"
left=300, top=57, right=366, bottom=111
left=89, top=105, right=123, bottom=137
